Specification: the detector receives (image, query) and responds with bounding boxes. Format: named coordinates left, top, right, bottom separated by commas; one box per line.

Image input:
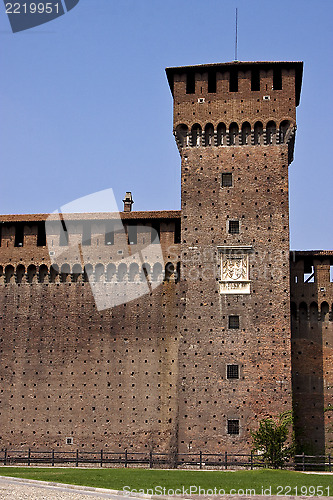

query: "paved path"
left=0, top=476, right=141, bottom=499
left=1, top=476, right=333, bottom=500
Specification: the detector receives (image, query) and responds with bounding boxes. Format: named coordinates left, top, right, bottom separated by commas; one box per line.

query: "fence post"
left=149, top=451, right=153, bottom=469
left=329, top=454, right=331, bottom=473
left=125, top=450, right=128, bottom=468
left=52, top=450, right=55, bottom=467
left=28, top=448, right=31, bottom=467
left=76, top=449, right=79, bottom=467
left=4, top=449, right=7, bottom=466
left=302, top=452, right=305, bottom=472
left=250, top=451, right=253, bottom=470
left=225, top=451, right=228, bottom=470
left=199, top=451, right=202, bottom=470
left=100, top=449, right=103, bottom=468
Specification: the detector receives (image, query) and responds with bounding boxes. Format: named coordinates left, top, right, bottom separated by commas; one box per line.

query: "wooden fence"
left=0, top=449, right=332, bottom=471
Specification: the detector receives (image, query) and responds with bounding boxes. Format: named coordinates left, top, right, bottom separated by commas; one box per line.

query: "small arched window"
left=106, top=263, right=116, bottom=282
left=309, top=302, right=318, bottom=322
left=16, top=264, right=25, bottom=284
left=299, top=302, right=308, bottom=321
left=60, top=263, right=70, bottom=283
left=254, top=121, right=263, bottom=145
left=191, top=124, right=202, bottom=147
left=39, top=264, right=49, bottom=283
left=229, top=123, right=239, bottom=146
left=241, top=122, right=251, bottom=145
left=83, top=264, right=93, bottom=282
left=5, top=265, right=15, bottom=283
left=129, top=263, right=139, bottom=282
left=141, top=263, right=151, bottom=282
left=117, top=263, right=127, bottom=282
left=165, top=262, right=175, bottom=282
left=95, top=263, right=104, bottom=282
left=204, top=123, right=214, bottom=146
left=266, top=121, right=276, bottom=145
left=217, top=123, right=226, bottom=146
left=72, top=264, right=82, bottom=283
left=27, top=264, right=37, bottom=284
left=321, top=301, right=329, bottom=322
left=50, top=264, right=59, bottom=283
left=176, top=124, right=189, bottom=148
left=152, top=263, right=163, bottom=282
left=279, top=120, right=290, bottom=143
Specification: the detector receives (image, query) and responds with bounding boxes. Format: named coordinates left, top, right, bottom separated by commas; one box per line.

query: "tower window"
left=105, top=222, right=114, bottom=245
left=222, top=173, right=233, bottom=187
left=174, top=220, right=181, bottom=244
left=273, top=67, right=282, bottom=90
left=228, top=315, right=240, bottom=329
left=151, top=223, right=160, bottom=244
left=251, top=68, right=260, bottom=91
left=15, top=224, right=24, bottom=247
left=186, top=72, right=195, bottom=94
left=229, top=69, right=238, bottom=92
left=208, top=70, right=216, bottom=93
left=227, top=365, right=239, bottom=379
left=227, top=419, right=239, bottom=435
left=59, top=220, right=68, bottom=246
left=82, top=223, right=91, bottom=246
left=228, top=220, right=239, bottom=234
left=37, top=223, right=46, bottom=247
left=127, top=225, right=137, bottom=245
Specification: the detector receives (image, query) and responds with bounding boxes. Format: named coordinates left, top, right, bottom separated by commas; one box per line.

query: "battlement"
left=166, top=61, right=302, bottom=163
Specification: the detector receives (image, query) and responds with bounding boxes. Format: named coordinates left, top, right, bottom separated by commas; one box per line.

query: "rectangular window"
left=151, top=223, right=160, bottom=244
left=208, top=70, right=216, bottom=93
left=59, top=220, right=68, bottom=246
left=251, top=68, right=260, bottom=91
left=228, top=315, right=240, bottom=329
left=174, top=220, right=181, bottom=244
left=186, top=71, right=195, bottom=94
left=303, top=265, right=314, bottom=283
left=105, top=222, right=114, bottom=245
left=66, top=437, right=73, bottom=445
left=37, top=222, right=46, bottom=247
left=227, top=364, right=239, bottom=379
left=227, top=419, right=239, bottom=435
left=14, top=223, right=24, bottom=247
left=127, top=225, right=137, bottom=245
left=82, top=222, right=91, bottom=246
left=222, top=173, right=233, bottom=188
left=273, top=67, right=282, bottom=90
left=229, top=69, right=238, bottom=92
left=228, top=220, right=239, bottom=234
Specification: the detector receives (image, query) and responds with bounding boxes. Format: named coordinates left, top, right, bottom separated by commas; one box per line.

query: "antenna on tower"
left=234, top=7, right=238, bottom=62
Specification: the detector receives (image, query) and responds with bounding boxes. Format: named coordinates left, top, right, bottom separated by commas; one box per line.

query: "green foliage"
left=251, top=411, right=295, bottom=468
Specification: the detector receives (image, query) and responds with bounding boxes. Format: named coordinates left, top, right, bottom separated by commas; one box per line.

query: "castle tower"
left=166, top=61, right=303, bottom=453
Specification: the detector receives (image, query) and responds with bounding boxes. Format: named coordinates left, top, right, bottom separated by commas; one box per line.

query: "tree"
left=251, top=411, right=295, bottom=468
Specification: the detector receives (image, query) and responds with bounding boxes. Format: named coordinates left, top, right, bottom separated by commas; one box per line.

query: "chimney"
left=123, top=192, right=134, bottom=212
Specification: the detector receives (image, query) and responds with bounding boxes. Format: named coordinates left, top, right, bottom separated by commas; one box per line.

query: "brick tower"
left=166, top=61, right=303, bottom=453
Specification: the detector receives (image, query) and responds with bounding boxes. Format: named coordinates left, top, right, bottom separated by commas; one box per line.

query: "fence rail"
left=0, top=449, right=331, bottom=471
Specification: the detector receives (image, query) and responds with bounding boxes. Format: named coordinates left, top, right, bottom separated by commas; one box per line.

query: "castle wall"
left=290, top=252, right=333, bottom=454
left=0, top=213, right=182, bottom=452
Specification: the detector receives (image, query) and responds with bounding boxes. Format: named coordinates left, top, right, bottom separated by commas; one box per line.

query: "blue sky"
left=0, top=0, right=332, bottom=250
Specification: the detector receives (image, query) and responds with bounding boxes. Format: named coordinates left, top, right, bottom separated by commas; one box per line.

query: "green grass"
left=0, top=468, right=332, bottom=496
